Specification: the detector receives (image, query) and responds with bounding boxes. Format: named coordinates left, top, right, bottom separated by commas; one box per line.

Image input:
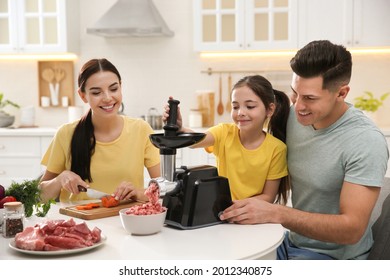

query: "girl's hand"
left=56, top=170, right=89, bottom=194
left=114, top=181, right=148, bottom=202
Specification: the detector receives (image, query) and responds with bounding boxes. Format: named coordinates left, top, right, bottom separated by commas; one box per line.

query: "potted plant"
left=354, top=91, right=390, bottom=112
left=0, top=92, right=20, bottom=127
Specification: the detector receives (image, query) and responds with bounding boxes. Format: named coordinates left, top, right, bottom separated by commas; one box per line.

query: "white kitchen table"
left=0, top=203, right=285, bottom=260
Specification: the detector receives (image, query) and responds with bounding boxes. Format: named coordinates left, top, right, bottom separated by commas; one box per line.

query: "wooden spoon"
left=217, top=75, right=224, bottom=115
left=226, top=73, right=232, bottom=112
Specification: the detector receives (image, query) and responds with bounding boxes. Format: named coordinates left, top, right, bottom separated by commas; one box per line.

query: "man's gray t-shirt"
left=286, top=104, right=389, bottom=259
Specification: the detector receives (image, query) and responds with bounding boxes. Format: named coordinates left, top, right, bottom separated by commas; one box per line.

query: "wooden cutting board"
left=59, top=200, right=142, bottom=220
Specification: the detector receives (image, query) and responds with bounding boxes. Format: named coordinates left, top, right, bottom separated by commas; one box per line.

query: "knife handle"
left=78, top=185, right=87, bottom=192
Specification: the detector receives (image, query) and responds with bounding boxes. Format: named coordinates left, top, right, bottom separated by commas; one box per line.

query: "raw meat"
left=14, top=218, right=102, bottom=251
left=125, top=180, right=167, bottom=215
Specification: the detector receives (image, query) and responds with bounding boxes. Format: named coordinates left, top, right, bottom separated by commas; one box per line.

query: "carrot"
left=75, top=202, right=100, bottom=210
left=76, top=205, right=93, bottom=210
left=101, top=195, right=119, bottom=208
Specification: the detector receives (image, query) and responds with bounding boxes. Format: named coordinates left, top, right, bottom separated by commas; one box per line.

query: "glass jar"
left=3, top=201, right=24, bottom=238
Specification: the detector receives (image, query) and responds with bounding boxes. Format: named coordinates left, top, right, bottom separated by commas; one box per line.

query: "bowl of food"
left=119, top=208, right=167, bottom=235
left=119, top=180, right=167, bottom=235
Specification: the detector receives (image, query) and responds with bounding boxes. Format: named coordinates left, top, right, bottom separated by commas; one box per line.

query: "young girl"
left=163, top=75, right=290, bottom=204
left=39, top=58, right=160, bottom=203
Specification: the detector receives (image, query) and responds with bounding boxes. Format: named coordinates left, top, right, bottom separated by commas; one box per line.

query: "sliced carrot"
left=76, top=205, right=93, bottom=210
left=75, top=202, right=100, bottom=210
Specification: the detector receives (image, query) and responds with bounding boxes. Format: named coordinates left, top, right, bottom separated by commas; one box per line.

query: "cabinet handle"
left=0, top=144, right=5, bottom=149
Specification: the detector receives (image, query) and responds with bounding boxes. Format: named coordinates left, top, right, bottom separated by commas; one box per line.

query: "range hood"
left=86, top=0, right=174, bottom=37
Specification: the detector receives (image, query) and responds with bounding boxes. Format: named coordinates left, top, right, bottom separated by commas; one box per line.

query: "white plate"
left=9, top=234, right=107, bottom=256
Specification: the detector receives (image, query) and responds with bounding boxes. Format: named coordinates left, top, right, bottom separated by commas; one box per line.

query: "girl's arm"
left=252, top=179, right=280, bottom=203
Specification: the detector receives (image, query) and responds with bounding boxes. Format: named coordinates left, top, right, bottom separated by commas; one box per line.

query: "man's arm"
left=220, top=181, right=380, bottom=244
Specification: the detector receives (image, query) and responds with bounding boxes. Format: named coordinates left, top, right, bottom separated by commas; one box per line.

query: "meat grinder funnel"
left=149, top=99, right=206, bottom=182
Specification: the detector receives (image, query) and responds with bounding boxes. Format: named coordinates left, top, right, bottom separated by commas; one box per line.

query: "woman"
left=39, top=58, right=160, bottom=202
left=164, top=75, right=290, bottom=206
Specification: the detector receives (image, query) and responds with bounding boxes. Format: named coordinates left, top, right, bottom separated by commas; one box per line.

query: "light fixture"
left=200, top=48, right=390, bottom=58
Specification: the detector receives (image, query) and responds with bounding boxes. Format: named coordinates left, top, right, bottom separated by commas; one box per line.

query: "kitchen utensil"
left=119, top=208, right=167, bottom=235
left=146, top=107, right=163, bottom=130
left=217, top=75, right=224, bottom=115
left=78, top=185, right=110, bottom=199
left=196, top=91, right=214, bottom=127
left=59, top=200, right=141, bottom=220
left=226, top=73, right=232, bottom=112
left=41, top=68, right=58, bottom=106
left=149, top=99, right=232, bottom=229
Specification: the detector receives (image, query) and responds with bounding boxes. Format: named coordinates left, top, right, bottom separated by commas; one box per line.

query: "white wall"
left=1, top=0, right=389, bottom=129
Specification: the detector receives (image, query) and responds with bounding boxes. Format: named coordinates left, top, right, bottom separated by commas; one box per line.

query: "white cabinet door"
left=193, top=0, right=298, bottom=51
left=0, top=0, right=78, bottom=53
left=245, top=0, right=298, bottom=50
left=298, top=0, right=390, bottom=48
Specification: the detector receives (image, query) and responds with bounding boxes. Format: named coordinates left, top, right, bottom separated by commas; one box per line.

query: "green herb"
left=5, top=179, right=55, bottom=218
left=35, top=199, right=56, bottom=217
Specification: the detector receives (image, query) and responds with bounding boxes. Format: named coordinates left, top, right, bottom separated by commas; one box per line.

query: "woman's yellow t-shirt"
left=41, top=116, right=160, bottom=201
left=207, top=123, right=288, bottom=200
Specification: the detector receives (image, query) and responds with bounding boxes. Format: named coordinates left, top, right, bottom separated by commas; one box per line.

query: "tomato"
left=0, top=196, right=17, bottom=208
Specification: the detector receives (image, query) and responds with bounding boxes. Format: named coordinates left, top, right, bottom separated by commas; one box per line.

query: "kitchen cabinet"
left=193, top=0, right=298, bottom=51
left=0, top=128, right=55, bottom=187
left=298, top=0, right=390, bottom=48
left=0, top=0, right=79, bottom=54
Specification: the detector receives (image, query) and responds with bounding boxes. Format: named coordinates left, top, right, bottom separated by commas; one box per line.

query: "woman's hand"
left=114, top=181, right=148, bottom=202
left=55, top=170, right=89, bottom=195
left=162, top=96, right=183, bottom=130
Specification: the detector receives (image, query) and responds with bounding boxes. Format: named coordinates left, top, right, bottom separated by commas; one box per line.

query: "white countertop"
left=0, top=127, right=57, bottom=136
left=0, top=203, right=285, bottom=260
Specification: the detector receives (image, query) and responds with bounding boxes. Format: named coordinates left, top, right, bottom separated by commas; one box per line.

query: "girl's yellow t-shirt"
left=41, top=116, right=160, bottom=201
left=207, top=123, right=288, bottom=200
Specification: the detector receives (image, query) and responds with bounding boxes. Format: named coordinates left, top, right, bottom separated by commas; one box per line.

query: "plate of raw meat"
left=8, top=218, right=106, bottom=256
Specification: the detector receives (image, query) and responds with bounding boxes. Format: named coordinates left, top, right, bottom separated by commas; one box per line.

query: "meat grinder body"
left=162, top=165, right=232, bottom=229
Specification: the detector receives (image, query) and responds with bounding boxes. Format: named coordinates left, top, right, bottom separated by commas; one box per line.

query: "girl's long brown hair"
left=233, top=75, right=290, bottom=204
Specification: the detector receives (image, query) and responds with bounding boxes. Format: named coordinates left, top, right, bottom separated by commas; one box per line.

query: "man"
left=220, top=40, right=389, bottom=260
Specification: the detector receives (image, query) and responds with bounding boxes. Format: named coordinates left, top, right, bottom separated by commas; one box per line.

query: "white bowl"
left=119, top=208, right=167, bottom=235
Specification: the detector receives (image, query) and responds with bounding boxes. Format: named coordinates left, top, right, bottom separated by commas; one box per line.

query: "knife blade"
left=78, top=185, right=110, bottom=199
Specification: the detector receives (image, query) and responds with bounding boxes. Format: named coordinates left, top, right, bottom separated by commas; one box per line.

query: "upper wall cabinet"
left=0, top=0, right=79, bottom=53
left=193, top=0, right=298, bottom=51
left=298, top=0, right=390, bottom=48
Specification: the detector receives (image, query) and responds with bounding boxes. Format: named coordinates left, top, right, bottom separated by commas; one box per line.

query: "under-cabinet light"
left=200, top=48, right=390, bottom=58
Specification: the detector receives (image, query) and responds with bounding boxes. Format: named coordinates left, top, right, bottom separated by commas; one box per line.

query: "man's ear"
left=338, top=85, right=350, bottom=99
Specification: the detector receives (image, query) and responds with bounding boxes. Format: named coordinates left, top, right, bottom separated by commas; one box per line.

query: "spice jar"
left=3, top=201, right=24, bottom=238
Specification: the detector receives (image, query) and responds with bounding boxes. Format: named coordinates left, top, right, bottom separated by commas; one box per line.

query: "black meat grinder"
left=149, top=99, right=232, bottom=229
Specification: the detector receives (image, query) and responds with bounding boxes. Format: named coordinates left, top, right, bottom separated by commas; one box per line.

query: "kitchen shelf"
left=38, top=60, right=74, bottom=108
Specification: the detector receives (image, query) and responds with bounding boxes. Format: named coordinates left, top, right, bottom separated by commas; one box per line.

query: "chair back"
left=368, top=177, right=390, bottom=259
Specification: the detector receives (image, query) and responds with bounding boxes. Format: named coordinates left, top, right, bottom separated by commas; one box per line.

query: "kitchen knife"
left=78, top=185, right=111, bottom=199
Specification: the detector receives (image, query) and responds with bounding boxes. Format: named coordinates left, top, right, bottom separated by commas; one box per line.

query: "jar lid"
left=3, top=201, right=22, bottom=210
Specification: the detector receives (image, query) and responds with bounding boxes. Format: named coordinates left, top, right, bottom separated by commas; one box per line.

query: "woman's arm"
left=147, top=163, right=161, bottom=179
left=39, top=170, right=88, bottom=202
